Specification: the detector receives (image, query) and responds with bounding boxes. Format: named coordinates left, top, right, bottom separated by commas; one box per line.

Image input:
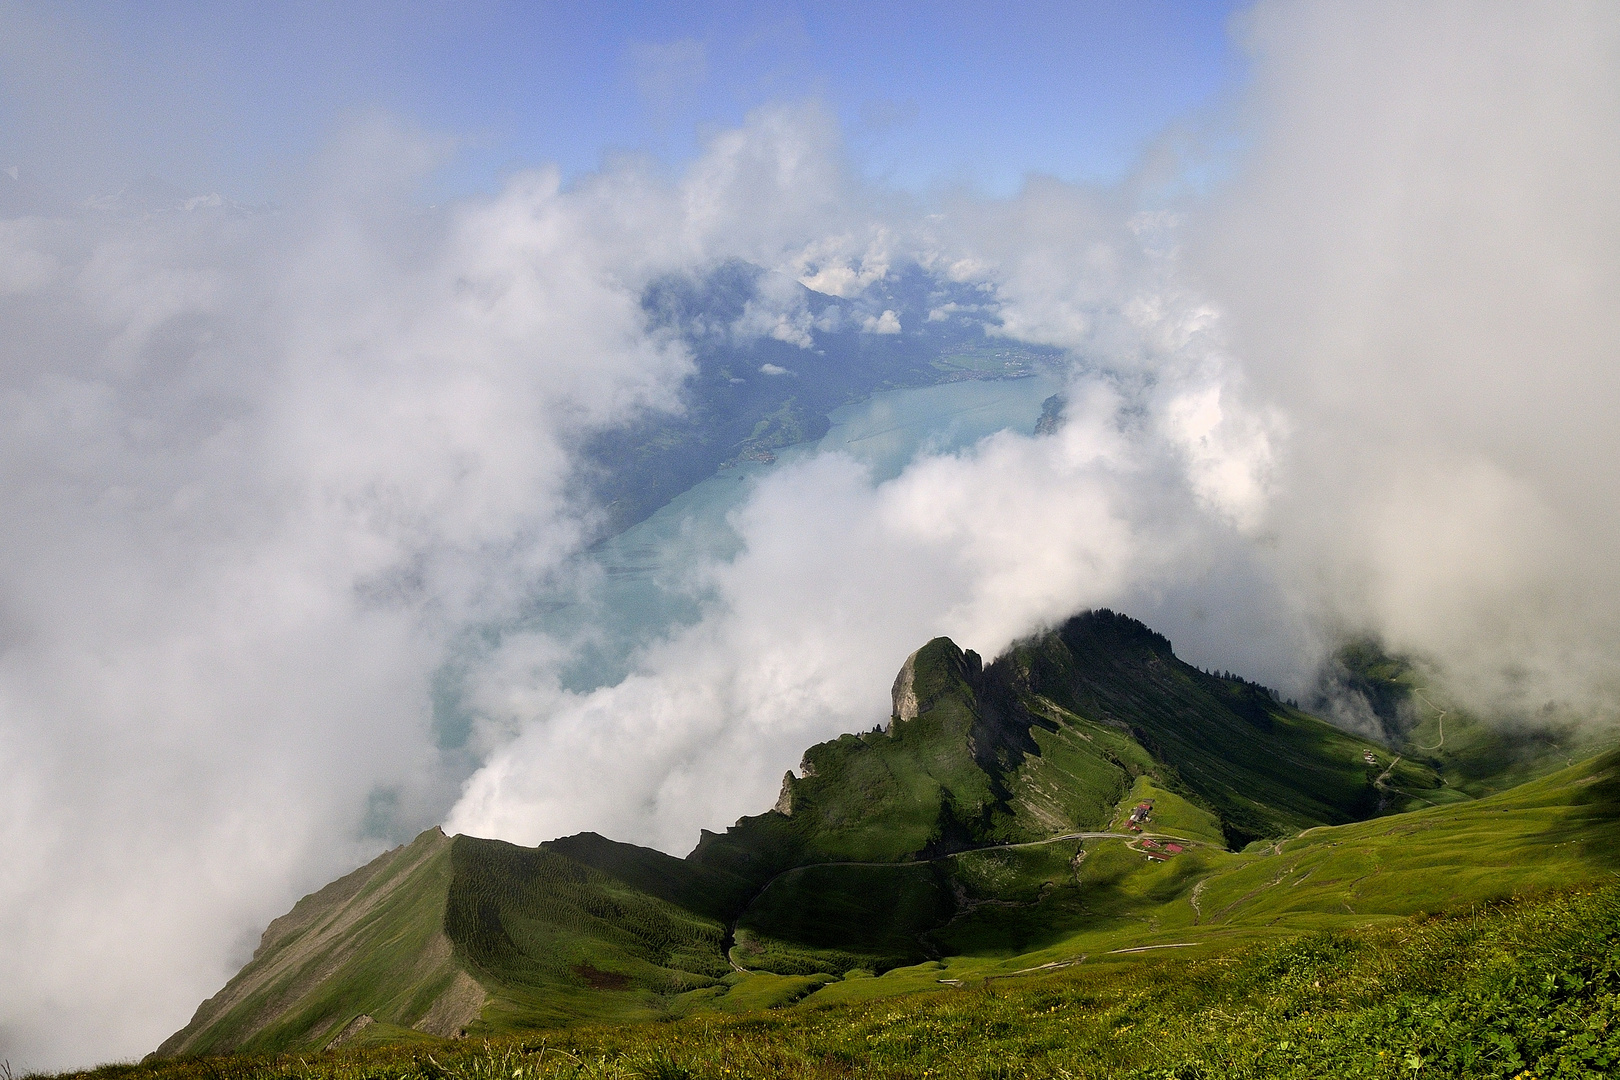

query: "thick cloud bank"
left=445, top=195, right=1276, bottom=852
left=0, top=108, right=884, bottom=1068
left=5, top=1, right=1620, bottom=1070
left=1198, top=0, right=1620, bottom=712
left=450, top=0, right=1620, bottom=861
left=448, top=371, right=1269, bottom=853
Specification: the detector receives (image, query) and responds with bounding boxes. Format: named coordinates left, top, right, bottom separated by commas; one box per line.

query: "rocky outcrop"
left=773, top=772, right=796, bottom=816
left=415, top=969, right=486, bottom=1038
left=1034, top=393, right=1066, bottom=435
left=890, top=648, right=921, bottom=730
left=324, top=1014, right=374, bottom=1050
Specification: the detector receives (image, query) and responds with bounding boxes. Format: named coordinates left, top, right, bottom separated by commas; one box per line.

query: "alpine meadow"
left=4, top=3, right=1620, bottom=1080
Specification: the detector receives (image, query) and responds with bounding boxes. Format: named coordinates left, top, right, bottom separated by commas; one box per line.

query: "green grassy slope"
left=1005, top=611, right=1442, bottom=846
left=538, top=832, right=756, bottom=925
left=153, top=832, right=758, bottom=1057
left=445, top=834, right=747, bottom=1031
left=732, top=862, right=954, bottom=975
left=693, top=638, right=1013, bottom=880
left=154, top=828, right=465, bottom=1058
left=1004, top=695, right=1159, bottom=837
left=1197, top=748, right=1620, bottom=932
left=156, top=742, right=1620, bottom=1056
left=696, top=612, right=1423, bottom=890
left=113, top=861, right=1620, bottom=1079
left=158, top=611, right=1613, bottom=1059
left=691, top=742, right=1620, bottom=992
left=778, top=747, right=1620, bottom=1008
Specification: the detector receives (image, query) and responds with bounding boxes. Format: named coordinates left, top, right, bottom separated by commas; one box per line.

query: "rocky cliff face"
left=889, top=647, right=920, bottom=728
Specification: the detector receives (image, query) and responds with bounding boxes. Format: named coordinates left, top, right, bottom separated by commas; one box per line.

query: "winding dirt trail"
left=1189, top=879, right=1208, bottom=923
left=1370, top=752, right=1405, bottom=812
left=1413, top=689, right=1447, bottom=751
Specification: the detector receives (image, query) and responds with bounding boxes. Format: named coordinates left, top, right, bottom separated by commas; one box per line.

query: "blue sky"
left=2, top=0, right=1244, bottom=201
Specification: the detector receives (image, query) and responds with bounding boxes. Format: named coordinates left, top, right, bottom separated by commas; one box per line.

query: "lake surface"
left=433, top=371, right=1064, bottom=742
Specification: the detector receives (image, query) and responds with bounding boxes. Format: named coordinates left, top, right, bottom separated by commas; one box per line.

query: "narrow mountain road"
left=1011, top=830, right=1215, bottom=850
left=748, top=833, right=1142, bottom=888
left=1414, top=690, right=1447, bottom=750
left=1372, top=753, right=1404, bottom=812
left=1363, top=690, right=1446, bottom=815
left=747, top=832, right=1201, bottom=888
left=1372, top=748, right=1452, bottom=809
left=983, top=955, right=1087, bottom=981
left=1012, top=831, right=1134, bottom=845
left=728, top=831, right=1202, bottom=939
left=725, top=829, right=1215, bottom=976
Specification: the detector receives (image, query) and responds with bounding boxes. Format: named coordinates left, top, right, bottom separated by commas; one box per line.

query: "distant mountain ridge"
left=153, top=610, right=1620, bottom=1059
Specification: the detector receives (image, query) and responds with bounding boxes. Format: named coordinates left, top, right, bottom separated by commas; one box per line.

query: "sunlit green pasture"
left=62, top=882, right=1620, bottom=1080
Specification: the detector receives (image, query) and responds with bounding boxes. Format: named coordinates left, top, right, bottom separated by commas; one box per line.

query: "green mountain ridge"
left=152, top=610, right=1620, bottom=1060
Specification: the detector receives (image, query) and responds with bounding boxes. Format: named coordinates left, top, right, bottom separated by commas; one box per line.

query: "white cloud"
left=732, top=269, right=816, bottom=348
left=0, top=105, right=891, bottom=1070
left=860, top=308, right=901, bottom=334
left=450, top=1, right=1620, bottom=871
left=925, top=301, right=985, bottom=322
left=447, top=236, right=1284, bottom=855
left=0, top=219, right=60, bottom=293
left=0, top=144, right=696, bottom=1064
left=759, top=363, right=789, bottom=375
left=793, top=229, right=894, bottom=298
left=1194, top=0, right=1620, bottom=711
left=448, top=379, right=1176, bottom=852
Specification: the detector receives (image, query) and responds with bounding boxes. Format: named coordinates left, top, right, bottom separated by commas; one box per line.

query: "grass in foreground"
left=53, top=883, right=1620, bottom=1080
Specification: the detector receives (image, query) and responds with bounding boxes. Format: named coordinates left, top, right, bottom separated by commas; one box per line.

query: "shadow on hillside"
left=1542, top=749, right=1620, bottom=871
